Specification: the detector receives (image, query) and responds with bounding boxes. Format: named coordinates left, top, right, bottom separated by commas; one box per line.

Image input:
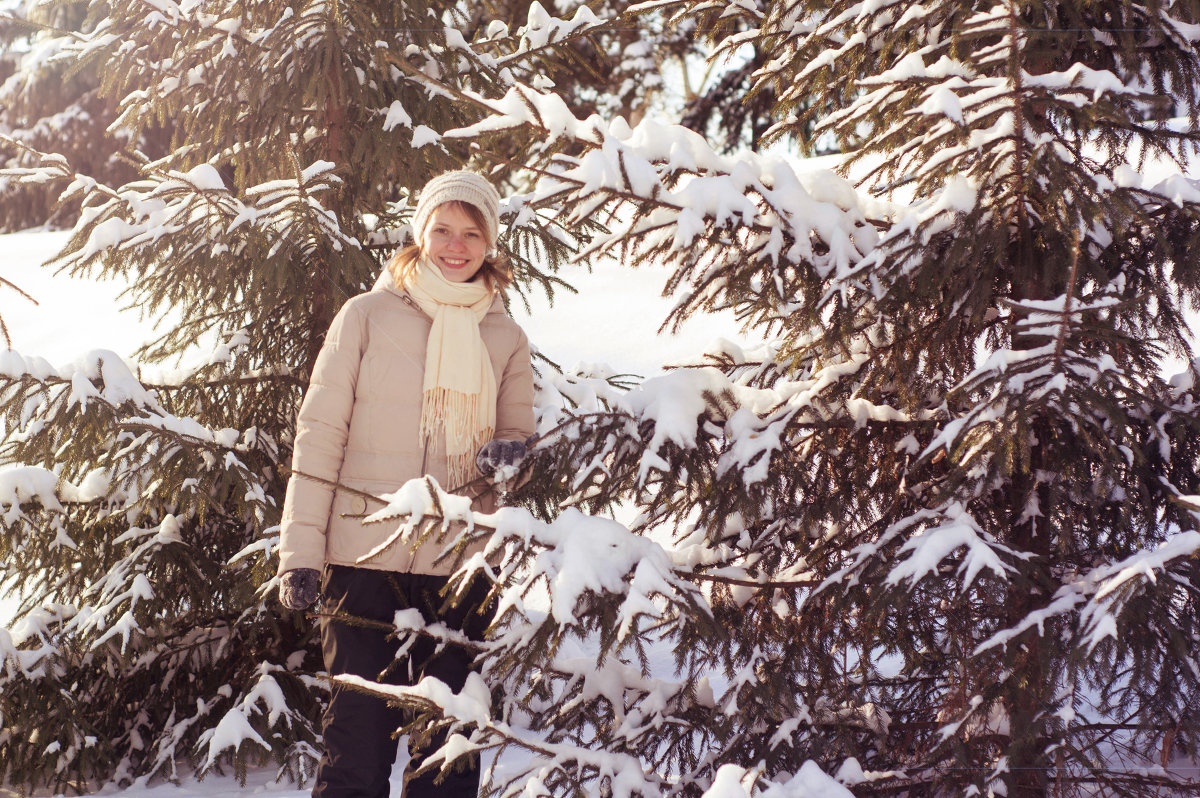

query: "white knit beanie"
left=411, top=170, right=502, bottom=248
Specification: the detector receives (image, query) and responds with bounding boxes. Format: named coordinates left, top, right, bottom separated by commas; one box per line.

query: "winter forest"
left=2, top=0, right=1200, bottom=796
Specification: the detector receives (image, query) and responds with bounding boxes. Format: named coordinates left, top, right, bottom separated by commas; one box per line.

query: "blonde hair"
left=390, top=200, right=512, bottom=290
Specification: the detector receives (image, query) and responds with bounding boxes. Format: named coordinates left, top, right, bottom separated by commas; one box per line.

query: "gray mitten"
left=279, top=567, right=321, bottom=610
left=475, top=439, right=527, bottom=478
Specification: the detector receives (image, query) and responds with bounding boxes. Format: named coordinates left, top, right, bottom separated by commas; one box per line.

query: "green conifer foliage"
left=0, top=0, right=143, bottom=232
left=760, top=2, right=1200, bottom=793
left=0, top=0, right=618, bottom=789
left=326, top=1, right=1200, bottom=796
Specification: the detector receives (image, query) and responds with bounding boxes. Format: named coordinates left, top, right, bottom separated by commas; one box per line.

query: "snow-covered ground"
left=0, top=229, right=745, bottom=796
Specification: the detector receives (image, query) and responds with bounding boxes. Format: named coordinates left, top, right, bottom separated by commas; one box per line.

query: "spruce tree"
left=0, top=0, right=144, bottom=231
left=0, top=0, right=623, bottom=789
left=329, top=1, right=1200, bottom=797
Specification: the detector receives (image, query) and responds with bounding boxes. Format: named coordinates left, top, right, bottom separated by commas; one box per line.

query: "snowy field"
left=0, top=229, right=745, bottom=797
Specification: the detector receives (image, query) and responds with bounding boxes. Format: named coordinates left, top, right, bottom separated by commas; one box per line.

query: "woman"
left=276, top=171, right=534, bottom=798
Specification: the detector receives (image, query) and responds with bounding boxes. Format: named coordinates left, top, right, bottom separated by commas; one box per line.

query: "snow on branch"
left=337, top=668, right=673, bottom=798
left=0, top=465, right=73, bottom=520
left=1077, top=530, right=1200, bottom=651
left=697, top=762, right=856, bottom=798
left=348, top=475, right=701, bottom=634
left=884, top=502, right=1017, bottom=590
left=0, top=346, right=277, bottom=550
left=434, top=82, right=887, bottom=324
left=0, top=346, right=266, bottom=444
left=63, top=516, right=186, bottom=652
left=52, top=156, right=358, bottom=274
left=0, top=137, right=122, bottom=207
left=72, top=2, right=258, bottom=123
left=239, top=160, right=359, bottom=256
left=974, top=530, right=1200, bottom=656
left=197, top=663, right=307, bottom=774
left=533, top=357, right=926, bottom=500
left=0, top=348, right=161, bottom=415
left=504, top=2, right=606, bottom=61
left=772, top=0, right=1200, bottom=206
left=0, top=623, right=57, bottom=679
left=295, top=474, right=724, bottom=797
left=0, top=141, right=360, bottom=284
left=818, top=499, right=1020, bottom=599
left=365, top=599, right=722, bottom=786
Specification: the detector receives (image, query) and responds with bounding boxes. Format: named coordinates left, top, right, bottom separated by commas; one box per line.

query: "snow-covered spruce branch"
left=0, top=348, right=163, bottom=423
left=0, top=351, right=278, bottom=541
left=0, top=348, right=265, bottom=464
left=295, top=474, right=722, bottom=797
left=812, top=499, right=1020, bottom=601
left=115, top=417, right=263, bottom=468
left=380, top=60, right=887, bottom=322
left=286, top=474, right=802, bottom=790
left=487, top=3, right=612, bottom=69
left=287, top=468, right=709, bottom=601
left=0, top=327, right=297, bottom=397
left=0, top=135, right=125, bottom=206
left=303, top=464, right=829, bottom=596
left=0, top=7, right=89, bottom=41
left=320, top=611, right=675, bottom=700
left=767, top=0, right=1200, bottom=233
left=330, top=605, right=876, bottom=798
left=530, top=396, right=934, bottom=457
left=343, top=663, right=875, bottom=798
left=74, top=1, right=270, bottom=131
left=336, top=670, right=673, bottom=798
left=629, top=0, right=766, bottom=29
left=34, top=151, right=357, bottom=277
left=484, top=109, right=883, bottom=250
left=76, top=0, right=260, bottom=59
left=2, top=535, right=320, bottom=787
left=194, top=662, right=322, bottom=780
left=530, top=362, right=932, bottom=488
left=311, top=612, right=711, bottom=756
left=972, top=531, right=1200, bottom=657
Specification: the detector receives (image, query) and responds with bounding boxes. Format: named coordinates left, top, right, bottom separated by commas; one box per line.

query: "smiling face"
left=420, top=202, right=489, bottom=283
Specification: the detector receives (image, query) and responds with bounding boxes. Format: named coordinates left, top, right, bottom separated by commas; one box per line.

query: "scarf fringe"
left=420, top=387, right=494, bottom=486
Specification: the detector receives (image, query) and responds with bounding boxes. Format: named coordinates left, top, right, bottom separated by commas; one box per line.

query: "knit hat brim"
left=411, top=171, right=502, bottom=248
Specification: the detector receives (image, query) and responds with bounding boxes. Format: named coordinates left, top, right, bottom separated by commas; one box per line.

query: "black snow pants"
left=312, top=565, right=492, bottom=798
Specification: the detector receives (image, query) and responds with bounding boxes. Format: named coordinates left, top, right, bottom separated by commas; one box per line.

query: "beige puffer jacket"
left=277, top=268, right=535, bottom=575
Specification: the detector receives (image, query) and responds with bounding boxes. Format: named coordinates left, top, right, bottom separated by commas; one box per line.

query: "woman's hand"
left=279, top=567, right=321, bottom=610
left=476, top=439, right=527, bottom=481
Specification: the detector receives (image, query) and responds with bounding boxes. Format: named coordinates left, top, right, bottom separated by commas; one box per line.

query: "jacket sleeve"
left=278, top=301, right=365, bottom=574
left=494, top=326, right=536, bottom=443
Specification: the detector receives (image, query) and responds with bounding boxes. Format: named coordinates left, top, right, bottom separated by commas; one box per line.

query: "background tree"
left=677, top=0, right=782, bottom=153
left=0, top=0, right=635, bottom=789
left=333, top=1, right=1200, bottom=797
left=5, top=0, right=1200, bottom=795
left=0, top=0, right=149, bottom=231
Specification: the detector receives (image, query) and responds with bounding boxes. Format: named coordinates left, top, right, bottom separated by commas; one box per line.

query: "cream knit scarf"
left=404, top=257, right=497, bottom=487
